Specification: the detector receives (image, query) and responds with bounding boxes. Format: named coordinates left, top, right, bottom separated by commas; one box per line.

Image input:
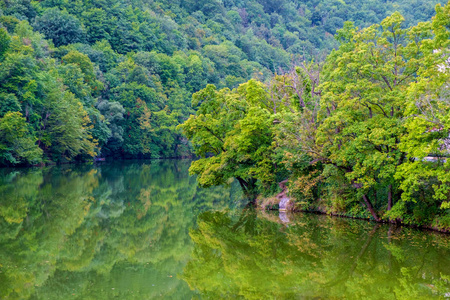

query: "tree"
left=0, top=93, right=21, bottom=117
left=0, top=28, right=11, bottom=61
left=392, top=2, right=450, bottom=224
left=61, top=50, right=103, bottom=94
left=315, top=14, right=432, bottom=221
left=179, top=80, right=283, bottom=197
left=0, top=111, right=42, bottom=165
left=81, top=8, right=112, bottom=44
left=38, top=73, right=97, bottom=161
left=33, top=8, right=85, bottom=47
left=96, top=99, right=125, bottom=156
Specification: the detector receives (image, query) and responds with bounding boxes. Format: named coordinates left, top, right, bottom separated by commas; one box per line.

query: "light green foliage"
left=276, top=5, right=450, bottom=227
left=180, top=81, right=282, bottom=196
left=0, top=112, right=42, bottom=165
left=61, top=50, right=104, bottom=95
left=315, top=12, right=428, bottom=220
left=39, top=74, right=98, bottom=160
left=392, top=3, right=450, bottom=221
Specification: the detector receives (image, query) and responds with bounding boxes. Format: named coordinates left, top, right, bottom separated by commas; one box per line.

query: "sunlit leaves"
left=0, top=112, right=42, bottom=165
left=180, top=80, right=282, bottom=196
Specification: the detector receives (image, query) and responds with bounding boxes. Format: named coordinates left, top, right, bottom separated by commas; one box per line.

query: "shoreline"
left=258, top=180, right=450, bottom=234
left=260, top=199, right=450, bottom=235
left=0, top=156, right=195, bottom=169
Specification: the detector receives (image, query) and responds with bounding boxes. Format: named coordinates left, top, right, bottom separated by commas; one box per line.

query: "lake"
left=0, top=160, right=449, bottom=299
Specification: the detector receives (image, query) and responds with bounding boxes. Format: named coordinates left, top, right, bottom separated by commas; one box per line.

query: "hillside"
left=0, top=0, right=444, bottom=165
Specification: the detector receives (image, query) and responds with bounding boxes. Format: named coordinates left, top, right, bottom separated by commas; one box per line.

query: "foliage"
left=33, top=8, right=85, bottom=47
left=179, top=81, right=284, bottom=197
left=0, top=112, right=42, bottom=165
left=181, top=3, right=450, bottom=229
left=0, top=0, right=446, bottom=166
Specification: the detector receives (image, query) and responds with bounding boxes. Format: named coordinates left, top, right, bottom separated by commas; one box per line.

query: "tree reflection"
left=0, top=160, right=241, bottom=299
left=183, top=210, right=450, bottom=299
left=2, top=162, right=449, bottom=299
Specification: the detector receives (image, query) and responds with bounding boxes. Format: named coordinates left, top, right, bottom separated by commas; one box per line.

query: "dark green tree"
left=33, top=8, right=85, bottom=47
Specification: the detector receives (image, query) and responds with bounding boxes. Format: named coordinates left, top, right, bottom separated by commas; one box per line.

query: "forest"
left=179, top=2, right=450, bottom=228
left=1, top=1, right=450, bottom=228
left=0, top=0, right=443, bottom=164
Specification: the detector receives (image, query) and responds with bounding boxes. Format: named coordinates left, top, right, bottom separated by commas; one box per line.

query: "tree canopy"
left=181, top=2, right=450, bottom=229
left=0, top=0, right=445, bottom=165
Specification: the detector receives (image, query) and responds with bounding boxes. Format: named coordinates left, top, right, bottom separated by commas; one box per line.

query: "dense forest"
left=180, top=2, right=450, bottom=228
left=1, top=0, right=450, bottom=228
left=0, top=0, right=443, bottom=165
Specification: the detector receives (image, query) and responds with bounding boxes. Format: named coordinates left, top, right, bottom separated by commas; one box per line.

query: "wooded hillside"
left=0, top=0, right=443, bottom=165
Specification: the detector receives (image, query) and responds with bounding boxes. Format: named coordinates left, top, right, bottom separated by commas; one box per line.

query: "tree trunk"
left=387, top=184, right=393, bottom=211
left=236, top=176, right=257, bottom=203
left=236, top=176, right=248, bottom=190
left=362, top=194, right=380, bottom=222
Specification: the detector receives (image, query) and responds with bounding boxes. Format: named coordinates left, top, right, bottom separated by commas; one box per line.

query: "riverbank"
left=258, top=182, right=450, bottom=234
left=0, top=156, right=195, bottom=169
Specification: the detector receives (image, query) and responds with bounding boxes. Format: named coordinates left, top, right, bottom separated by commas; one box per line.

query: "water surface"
left=0, top=160, right=449, bottom=299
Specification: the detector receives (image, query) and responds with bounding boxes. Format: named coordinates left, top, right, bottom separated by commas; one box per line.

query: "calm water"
left=0, top=160, right=449, bottom=299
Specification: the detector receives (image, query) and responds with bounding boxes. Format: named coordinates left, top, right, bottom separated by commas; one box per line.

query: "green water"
left=0, top=160, right=449, bottom=299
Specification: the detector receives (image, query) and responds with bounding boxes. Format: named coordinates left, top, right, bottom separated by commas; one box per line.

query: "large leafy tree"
left=38, top=72, right=98, bottom=161
left=179, top=80, right=282, bottom=197
left=316, top=14, right=431, bottom=221
left=392, top=2, right=450, bottom=224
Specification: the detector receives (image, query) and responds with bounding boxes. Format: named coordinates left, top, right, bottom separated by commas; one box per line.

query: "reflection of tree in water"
left=3, top=162, right=449, bottom=299
left=0, top=160, right=241, bottom=299
left=183, top=210, right=450, bottom=299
